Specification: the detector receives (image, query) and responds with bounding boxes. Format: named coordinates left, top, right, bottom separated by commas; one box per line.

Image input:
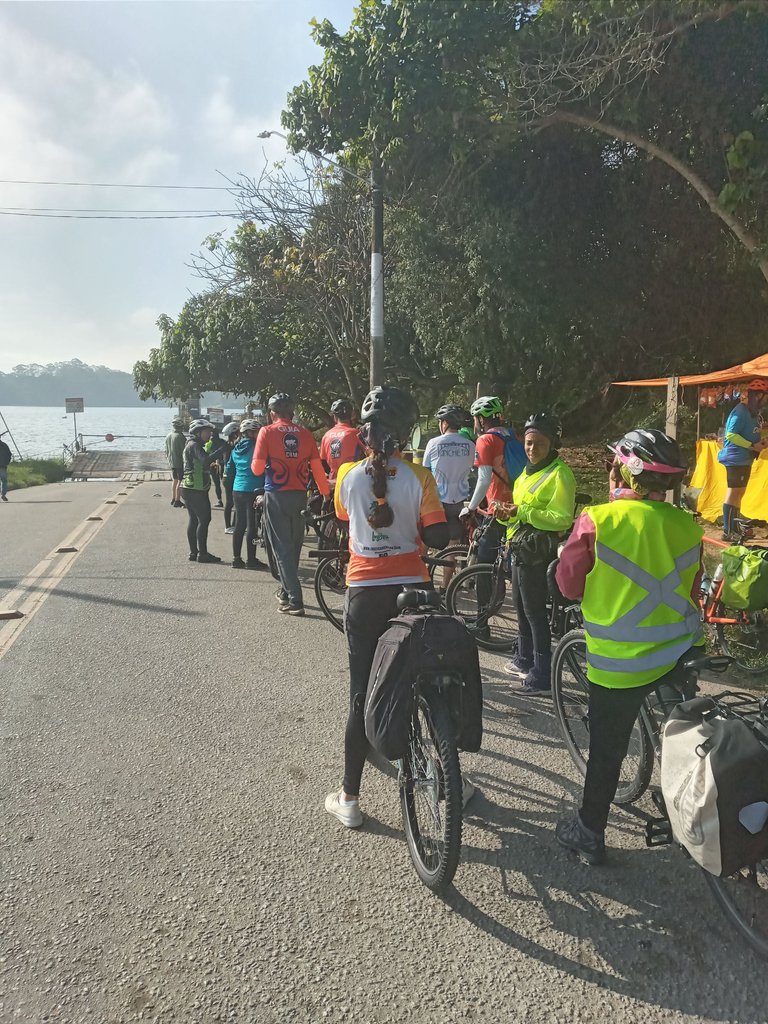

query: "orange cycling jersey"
left=320, top=424, right=364, bottom=486
left=252, top=419, right=329, bottom=495
left=335, top=454, right=445, bottom=586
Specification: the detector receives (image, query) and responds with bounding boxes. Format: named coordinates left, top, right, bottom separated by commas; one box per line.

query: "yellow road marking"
left=0, top=489, right=131, bottom=659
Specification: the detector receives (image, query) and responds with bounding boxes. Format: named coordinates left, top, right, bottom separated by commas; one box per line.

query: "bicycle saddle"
left=574, top=491, right=592, bottom=507
left=397, top=589, right=441, bottom=612
left=682, top=653, right=732, bottom=675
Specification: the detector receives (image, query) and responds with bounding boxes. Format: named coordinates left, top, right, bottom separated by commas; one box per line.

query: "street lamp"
left=257, top=130, right=384, bottom=389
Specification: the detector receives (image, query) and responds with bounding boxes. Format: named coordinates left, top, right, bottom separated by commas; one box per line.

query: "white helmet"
left=188, top=418, right=213, bottom=435
left=221, top=421, right=240, bottom=439
left=239, top=418, right=260, bottom=434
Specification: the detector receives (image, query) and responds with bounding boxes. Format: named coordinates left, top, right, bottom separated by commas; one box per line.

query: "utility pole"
left=370, top=151, right=385, bottom=389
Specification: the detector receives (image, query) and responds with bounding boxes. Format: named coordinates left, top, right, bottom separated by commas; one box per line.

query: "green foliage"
left=8, top=459, right=68, bottom=489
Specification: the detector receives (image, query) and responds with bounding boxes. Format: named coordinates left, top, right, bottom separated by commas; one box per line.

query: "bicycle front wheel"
left=445, top=563, right=517, bottom=651
left=427, top=546, right=470, bottom=583
left=401, top=692, right=463, bottom=893
left=704, top=861, right=768, bottom=961
left=552, top=629, right=653, bottom=805
left=715, top=605, right=768, bottom=675
left=314, top=556, right=347, bottom=632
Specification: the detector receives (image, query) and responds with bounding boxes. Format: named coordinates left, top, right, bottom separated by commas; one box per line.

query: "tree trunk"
left=547, top=110, right=768, bottom=287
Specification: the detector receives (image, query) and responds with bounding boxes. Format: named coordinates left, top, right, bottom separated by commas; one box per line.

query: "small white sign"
left=206, top=406, right=225, bottom=425
left=65, top=398, right=84, bottom=414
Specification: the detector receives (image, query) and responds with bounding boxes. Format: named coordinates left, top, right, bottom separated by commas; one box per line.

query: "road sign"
left=206, top=407, right=225, bottom=425
left=65, top=398, right=84, bottom=414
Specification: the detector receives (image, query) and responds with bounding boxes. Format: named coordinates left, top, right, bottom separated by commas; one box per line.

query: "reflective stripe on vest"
left=583, top=541, right=702, bottom=645
left=527, top=463, right=558, bottom=495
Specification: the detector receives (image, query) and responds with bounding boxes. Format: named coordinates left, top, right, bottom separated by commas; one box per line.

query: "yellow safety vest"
left=581, top=500, right=704, bottom=689
left=504, top=457, right=576, bottom=537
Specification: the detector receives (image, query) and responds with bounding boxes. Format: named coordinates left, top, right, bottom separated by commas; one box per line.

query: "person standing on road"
left=220, top=421, right=240, bottom=534
left=251, top=393, right=329, bottom=616
left=325, top=385, right=451, bottom=828
left=554, top=429, right=703, bottom=865
left=422, top=404, right=475, bottom=587
left=0, top=435, right=12, bottom=502
left=165, top=417, right=186, bottom=508
left=225, top=419, right=265, bottom=570
left=181, top=419, right=222, bottom=564
left=205, top=426, right=228, bottom=509
left=717, top=379, right=768, bottom=540
left=320, top=399, right=364, bottom=495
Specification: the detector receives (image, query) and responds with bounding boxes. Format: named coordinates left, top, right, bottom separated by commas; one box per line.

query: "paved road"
left=1, top=482, right=764, bottom=1023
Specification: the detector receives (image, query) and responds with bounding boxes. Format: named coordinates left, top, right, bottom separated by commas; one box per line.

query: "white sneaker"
left=462, top=776, right=477, bottom=809
left=224, top=526, right=234, bottom=534
left=325, top=790, right=363, bottom=828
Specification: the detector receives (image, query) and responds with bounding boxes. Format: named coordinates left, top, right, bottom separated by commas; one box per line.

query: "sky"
left=0, top=0, right=355, bottom=373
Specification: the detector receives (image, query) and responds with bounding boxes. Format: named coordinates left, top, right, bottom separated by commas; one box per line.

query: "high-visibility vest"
left=504, top=456, right=576, bottom=537
left=581, top=500, right=704, bottom=689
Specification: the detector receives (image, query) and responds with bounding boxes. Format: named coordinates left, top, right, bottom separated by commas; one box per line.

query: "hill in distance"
left=0, top=359, right=236, bottom=408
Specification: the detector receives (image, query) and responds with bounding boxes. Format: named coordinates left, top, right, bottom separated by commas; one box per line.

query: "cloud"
left=201, top=77, right=283, bottom=161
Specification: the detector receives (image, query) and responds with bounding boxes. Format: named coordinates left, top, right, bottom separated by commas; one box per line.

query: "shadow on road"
left=0, top=579, right=204, bottom=617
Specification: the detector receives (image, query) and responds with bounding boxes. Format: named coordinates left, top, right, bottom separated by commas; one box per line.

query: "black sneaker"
left=274, top=588, right=287, bottom=603
left=555, top=812, right=606, bottom=865
left=279, top=604, right=305, bottom=617
left=245, top=560, right=263, bottom=570
left=215, top=501, right=224, bottom=508
left=232, top=557, right=246, bottom=569
left=197, top=553, right=222, bottom=564
left=189, top=552, right=198, bottom=561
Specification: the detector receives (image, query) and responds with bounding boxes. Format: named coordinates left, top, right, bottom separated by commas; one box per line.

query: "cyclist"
left=164, top=417, right=186, bottom=508
left=251, top=393, right=329, bottom=616
left=718, top=379, right=768, bottom=540
left=225, top=419, right=265, bottom=569
left=324, top=385, right=453, bottom=828
left=554, top=428, right=704, bottom=864
left=220, top=421, right=240, bottom=534
left=422, top=404, right=475, bottom=587
left=205, top=426, right=228, bottom=509
left=320, top=399, right=364, bottom=493
left=181, top=419, right=222, bottom=564
left=498, top=413, right=576, bottom=691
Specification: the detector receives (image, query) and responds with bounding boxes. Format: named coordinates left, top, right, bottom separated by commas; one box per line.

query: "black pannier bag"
left=661, top=697, right=768, bottom=876
left=364, top=613, right=483, bottom=761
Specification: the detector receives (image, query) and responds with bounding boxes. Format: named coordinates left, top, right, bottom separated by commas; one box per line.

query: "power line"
left=0, top=177, right=233, bottom=190
left=0, top=209, right=240, bottom=220
left=0, top=206, right=241, bottom=214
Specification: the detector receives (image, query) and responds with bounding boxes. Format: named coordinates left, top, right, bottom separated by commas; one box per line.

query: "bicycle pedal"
left=645, top=815, right=673, bottom=848
left=650, top=788, right=668, bottom=817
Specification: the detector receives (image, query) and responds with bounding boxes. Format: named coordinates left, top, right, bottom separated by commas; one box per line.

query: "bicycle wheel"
left=704, top=861, right=768, bottom=960
left=715, top=605, right=768, bottom=674
left=314, top=556, right=347, bottom=632
left=401, top=691, right=462, bottom=892
left=552, top=630, right=654, bottom=805
left=445, top=563, right=516, bottom=651
left=427, top=546, right=470, bottom=584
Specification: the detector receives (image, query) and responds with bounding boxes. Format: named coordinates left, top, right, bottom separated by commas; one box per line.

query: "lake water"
left=0, top=406, right=241, bottom=460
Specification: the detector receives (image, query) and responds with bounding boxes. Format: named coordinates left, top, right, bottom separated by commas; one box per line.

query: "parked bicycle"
left=552, top=634, right=768, bottom=959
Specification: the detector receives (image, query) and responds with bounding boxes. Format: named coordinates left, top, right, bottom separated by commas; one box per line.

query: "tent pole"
left=696, top=387, right=701, bottom=441
left=666, top=376, right=680, bottom=504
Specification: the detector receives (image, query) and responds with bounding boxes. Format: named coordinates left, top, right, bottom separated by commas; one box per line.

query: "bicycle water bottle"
left=700, top=572, right=712, bottom=597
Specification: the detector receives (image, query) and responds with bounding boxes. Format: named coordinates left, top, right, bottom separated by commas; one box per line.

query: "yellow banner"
left=691, top=440, right=768, bottom=522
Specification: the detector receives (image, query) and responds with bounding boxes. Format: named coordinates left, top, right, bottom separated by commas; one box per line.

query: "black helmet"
left=612, top=429, right=686, bottom=485
left=331, top=398, right=353, bottom=418
left=360, top=385, right=419, bottom=451
left=436, top=404, right=468, bottom=429
left=524, top=412, right=562, bottom=448
left=268, top=392, right=292, bottom=415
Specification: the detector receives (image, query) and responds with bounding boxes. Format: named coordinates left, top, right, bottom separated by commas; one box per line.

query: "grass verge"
left=7, top=459, right=69, bottom=489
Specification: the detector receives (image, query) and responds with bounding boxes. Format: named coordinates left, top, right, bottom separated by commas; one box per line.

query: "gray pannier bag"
left=661, top=697, right=768, bottom=876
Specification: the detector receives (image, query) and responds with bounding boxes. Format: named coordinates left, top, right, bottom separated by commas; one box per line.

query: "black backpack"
left=364, top=613, right=483, bottom=762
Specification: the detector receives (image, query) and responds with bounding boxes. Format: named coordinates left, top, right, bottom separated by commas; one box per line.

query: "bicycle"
left=366, top=588, right=468, bottom=893
left=253, top=498, right=279, bottom=580
left=699, top=523, right=768, bottom=674
left=552, top=633, right=768, bottom=959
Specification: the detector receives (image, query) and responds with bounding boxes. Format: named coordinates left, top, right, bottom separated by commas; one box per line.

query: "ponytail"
left=367, top=450, right=394, bottom=528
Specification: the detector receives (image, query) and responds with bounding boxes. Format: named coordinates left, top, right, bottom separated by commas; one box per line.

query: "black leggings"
left=210, top=466, right=222, bottom=502
left=181, top=488, right=211, bottom=556
left=224, top=477, right=235, bottom=529
left=343, top=585, right=403, bottom=795
left=232, top=490, right=257, bottom=562
left=511, top=560, right=551, bottom=655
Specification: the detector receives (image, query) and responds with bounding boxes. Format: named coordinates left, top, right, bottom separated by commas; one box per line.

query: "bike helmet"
left=221, top=421, right=240, bottom=439
left=238, top=418, right=260, bottom=434
left=188, top=418, right=213, bottom=436
left=470, top=396, right=504, bottom=419
left=436, top=404, right=468, bottom=429
left=524, top=412, right=562, bottom=447
left=268, top=392, right=292, bottom=413
left=612, top=428, right=686, bottom=491
left=359, top=385, right=419, bottom=453
left=172, top=417, right=185, bottom=429
left=746, top=379, right=768, bottom=393
left=330, top=398, right=353, bottom=418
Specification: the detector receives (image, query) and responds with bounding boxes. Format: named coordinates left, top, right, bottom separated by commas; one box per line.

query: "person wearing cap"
left=181, top=419, right=222, bottom=564
left=225, top=419, right=265, bottom=569
left=554, top=429, right=704, bottom=865
left=717, top=379, right=768, bottom=540
left=320, top=399, right=364, bottom=493
left=251, top=393, right=330, bottom=616
left=496, top=413, right=576, bottom=692
left=165, top=417, right=186, bottom=508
